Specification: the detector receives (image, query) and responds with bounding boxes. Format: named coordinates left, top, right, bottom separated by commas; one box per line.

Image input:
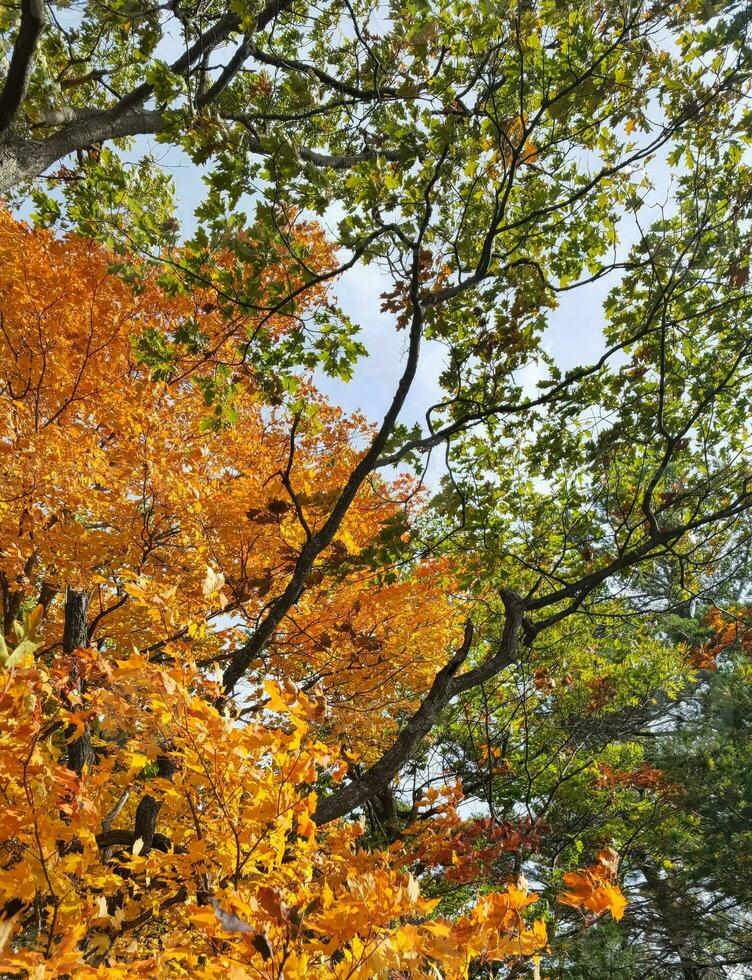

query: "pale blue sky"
left=142, top=137, right=639, bottom=432
left=18, top=0, right=695, bottom=467
left=26, top=12, right=680, bottom=459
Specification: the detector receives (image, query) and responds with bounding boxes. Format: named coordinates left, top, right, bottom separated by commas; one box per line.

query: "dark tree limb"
left=313, top=619, right=480, bottom=825
left=63, top=587, right=96, bottom=777
left=62, top=586, right=88, bottom=653
left=220, top=179, right=444, bottom=694
left=113, top=11, right=242, bottom=116
left=231, top=121, right=407, bottom=169
left=133, top=795, right=161, bottom=856
left=0, top=0, right=45, bottom=137
left=38, top=577, right=58, bottom=613
left=131, top=751, right=177, bottom=855
left=197, top=37, right=253, bottom=109
left=245, top=43, right=397, bottom=100
left=312, top=591, right=526, bottom=825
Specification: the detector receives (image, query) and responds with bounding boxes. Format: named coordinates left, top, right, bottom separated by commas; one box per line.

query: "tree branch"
left=313, top=590, right=526, bottom=824
left=313, top=620, right=478, bottom=825
left=221, top=148, right=448, bottom=694
left=246, top=43, right=397, bottom=100
left=0, top=0, right=45, bottom=137
left=0, top=0, right=295, bottom=190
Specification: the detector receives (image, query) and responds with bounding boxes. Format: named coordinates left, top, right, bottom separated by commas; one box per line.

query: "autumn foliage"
left=558, top=848, right=627, bottom=923
left=0, top=209, right=457, bottom=754
left=0, top=214, right=625, bottom=977
left=1, top=626, right=553, bottom=977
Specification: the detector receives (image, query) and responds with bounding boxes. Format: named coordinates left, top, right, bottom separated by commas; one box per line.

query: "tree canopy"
left=2, top=0, right=752, bottom=977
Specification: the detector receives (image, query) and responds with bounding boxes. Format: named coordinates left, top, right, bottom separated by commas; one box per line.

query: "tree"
left=0, top=618, right=555, bottom=976
left=3, top=1, right=752, bottom=975
left=1, top=210, right=615, bottom=976
left=584, top=606, right=752, bottom=978
left=0, top=0, right=746, bottom=207
left=433, top=575, right=752, bottom=976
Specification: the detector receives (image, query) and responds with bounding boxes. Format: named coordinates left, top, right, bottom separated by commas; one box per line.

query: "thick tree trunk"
left=132, top=754, right=176, bottom=856
left=63, top=587, right=96, bottom=776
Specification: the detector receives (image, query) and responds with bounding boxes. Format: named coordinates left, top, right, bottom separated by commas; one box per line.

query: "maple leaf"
left=559, top=865, right=627, bottom=921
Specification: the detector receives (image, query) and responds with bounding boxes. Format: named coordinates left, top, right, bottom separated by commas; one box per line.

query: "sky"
left=23, top=0, right=700, bottom=487
left=135, top=135, right=638, bottom=443
left=88, top=12, right=679, bottom=468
